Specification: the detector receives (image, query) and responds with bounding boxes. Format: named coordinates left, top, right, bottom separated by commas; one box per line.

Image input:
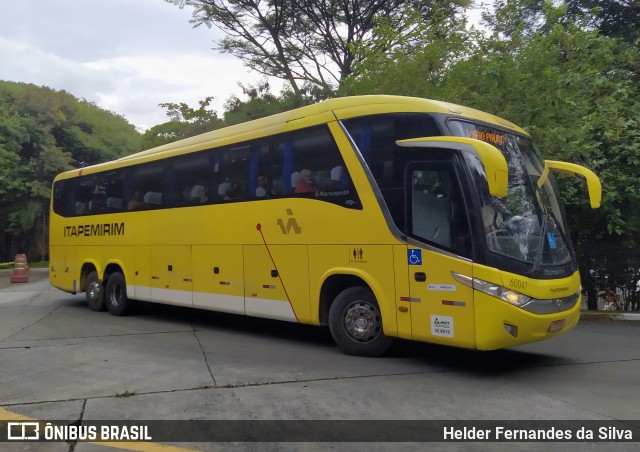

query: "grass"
left=0, top=260, right=49, bottom=269
left=114, top=389, right=137, bottom=398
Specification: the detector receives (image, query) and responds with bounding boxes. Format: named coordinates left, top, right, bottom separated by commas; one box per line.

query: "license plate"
left=549, top=319, right=565, bottom=333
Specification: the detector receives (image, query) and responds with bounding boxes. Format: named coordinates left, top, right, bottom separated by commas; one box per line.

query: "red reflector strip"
left=400, top=297, right=421, bottom=303
left=442, top=300, right=466, bottom=307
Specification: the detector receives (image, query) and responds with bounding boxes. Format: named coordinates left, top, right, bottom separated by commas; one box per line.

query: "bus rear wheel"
left=85, top=271, right=105, bottom=311
left=105, top=272, right=131, bottom=316
left=328, top=286, right=393, bottom=357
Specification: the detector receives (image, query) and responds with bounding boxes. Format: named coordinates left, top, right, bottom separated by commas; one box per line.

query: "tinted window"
left=214, top=145, right=251, bottom=202
left=128, top=162, right=165, bottom=210
left=53, top=179, right=76, bottom=217
left=342, top=113, right=442, bottom=228
left=169, top=152, right=212, bottom=207
left=408, top=164, right=472, bottom=258
left=273, top=125, right=361, bottom=209
left=52, top=125, right=362, bottom=216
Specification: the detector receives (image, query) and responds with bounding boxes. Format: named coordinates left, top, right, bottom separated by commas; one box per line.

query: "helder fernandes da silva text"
left=444, top=425, right=633, bottom=441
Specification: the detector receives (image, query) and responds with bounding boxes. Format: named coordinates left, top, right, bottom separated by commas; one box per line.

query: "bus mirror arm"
left=538, top=160, right=602, bottom=209
left=396, top=137, right=508, bottom=197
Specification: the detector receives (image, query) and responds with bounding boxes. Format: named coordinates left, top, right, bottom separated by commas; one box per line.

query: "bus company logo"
left=7, top=422, right=40, bottom=440
left=433, top=317, right=451, bottom=328
left=277, top=209, right=301, bottom=235
left=64, top=222, right=125, bottom=238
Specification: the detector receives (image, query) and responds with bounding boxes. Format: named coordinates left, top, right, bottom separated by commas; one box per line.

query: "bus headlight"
left=471, top=279, right=531, bottom=307
left=452, top=273, right=580, bottom=314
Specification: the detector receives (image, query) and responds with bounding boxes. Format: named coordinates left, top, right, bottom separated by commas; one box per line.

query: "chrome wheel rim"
left=87, top=280, right=102, bottom=303
left=343, top=300, right=382, bottom=343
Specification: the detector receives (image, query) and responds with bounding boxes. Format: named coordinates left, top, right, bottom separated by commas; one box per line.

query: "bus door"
left=405, top=162, right=476, bottom=348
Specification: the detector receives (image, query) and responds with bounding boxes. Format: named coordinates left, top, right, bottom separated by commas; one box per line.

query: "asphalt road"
left=1, top=269, right=639, bottom=451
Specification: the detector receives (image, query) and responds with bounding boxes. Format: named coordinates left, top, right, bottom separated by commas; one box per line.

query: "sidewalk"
left=579, top=310, right=640, bottom=321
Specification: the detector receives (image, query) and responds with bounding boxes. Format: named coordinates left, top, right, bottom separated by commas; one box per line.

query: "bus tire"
left=328, top=286, right=393, bottom=357
left=105, top=272, right=131, bottom=316
left=85, top=270, right=105, bottom=311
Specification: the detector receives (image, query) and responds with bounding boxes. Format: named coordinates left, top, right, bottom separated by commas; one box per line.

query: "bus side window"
left=169, top=151, right=212, bottom=207
left=73, top=176, right=95, bottom=215
left=128, top=162, right=165, bottom=210
left=272, top=125, right=361, bottom=208
left=247, top=142, right=270, bottom=199
left=104, top=170, right=125, bottom=213
left=408, top=166, right=472, bottom=258
left=342, top=113, right=442, bottom=227
left=214, top=146, right=250, bottom=202
left=53, top=179, right=76, bottom=217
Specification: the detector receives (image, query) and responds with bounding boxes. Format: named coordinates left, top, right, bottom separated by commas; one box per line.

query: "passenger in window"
left=223, top=181, right=244, bottom=201
left=294, top=169, right=316, bottom=194
left=127, top=191, right=143, bottom=210
left=255, top=175, right=268, bottom=197
left=218, top=178, right=231, bottom=197
left=89, top=192, right=104, bottom=212
left=190, top=184, right=208, bottom=203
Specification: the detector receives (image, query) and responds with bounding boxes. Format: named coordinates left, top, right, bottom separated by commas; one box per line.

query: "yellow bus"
left=49, top=95, right=601, bottom=356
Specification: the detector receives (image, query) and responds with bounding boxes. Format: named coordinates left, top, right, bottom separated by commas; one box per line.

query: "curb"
left=580, top=310, right=640, bottom=321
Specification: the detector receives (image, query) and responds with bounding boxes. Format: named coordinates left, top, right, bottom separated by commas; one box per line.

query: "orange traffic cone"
left=10, top=254, right=29, bottom=283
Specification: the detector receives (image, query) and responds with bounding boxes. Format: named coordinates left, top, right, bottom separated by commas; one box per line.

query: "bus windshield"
left=449, top=120, right=572, bottom=267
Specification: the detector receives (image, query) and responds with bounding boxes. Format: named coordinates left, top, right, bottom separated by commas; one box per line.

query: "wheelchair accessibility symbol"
left=408, top=249, right=422, bottom=266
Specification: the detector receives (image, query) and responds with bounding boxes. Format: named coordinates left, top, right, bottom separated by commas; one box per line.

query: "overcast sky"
left=0, top=0, right=276, bottom=130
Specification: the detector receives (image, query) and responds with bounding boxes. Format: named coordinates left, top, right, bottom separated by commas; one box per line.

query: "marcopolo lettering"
left=64, top=222, right=125, bottom=238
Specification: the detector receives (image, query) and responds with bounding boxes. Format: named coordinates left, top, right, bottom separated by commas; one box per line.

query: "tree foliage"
left=0, top=82, right=141, bottom=261
left=346, top=2, right=640, bottom=245
left=564, top=0, right=640, bottom=47
left=222, top=80, right=306, bottom=125
left=140, top=96, right=224, bottom=148
left=166, top=0, right=469, bottom=99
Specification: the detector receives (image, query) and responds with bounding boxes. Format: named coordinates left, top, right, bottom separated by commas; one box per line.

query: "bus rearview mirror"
left=537, top=160, right=602, bottom=209
left=396, top=137, right=508, bottom=198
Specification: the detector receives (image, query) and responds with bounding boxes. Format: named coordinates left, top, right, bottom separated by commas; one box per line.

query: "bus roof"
left=56, top=95, right=528, bottom=180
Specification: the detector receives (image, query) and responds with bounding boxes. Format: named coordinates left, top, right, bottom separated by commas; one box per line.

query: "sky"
left=0, top=0, right=489, bottom=132
left=0, top=0, right=276, bottom=130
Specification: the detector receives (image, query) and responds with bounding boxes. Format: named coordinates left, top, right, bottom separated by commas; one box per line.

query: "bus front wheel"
left=85, top=271, right=105, bottom=311
left=328, top=286, right=393, bottom=357
left=105, top=272, right=131, bottom=316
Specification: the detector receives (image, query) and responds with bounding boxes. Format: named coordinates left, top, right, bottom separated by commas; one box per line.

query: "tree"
left=565, top=0, right=640, bottom=47
left=222, top=80, right=304, bottom=125
left=339, top=6, right=476, bottom=97
left=166, top=0, right=469, bottom=99
left=141, top=96, right=224, bottom=148
left=347, top=2, right=640, bottom=243
left=0, top=82, right=141, bottom=261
